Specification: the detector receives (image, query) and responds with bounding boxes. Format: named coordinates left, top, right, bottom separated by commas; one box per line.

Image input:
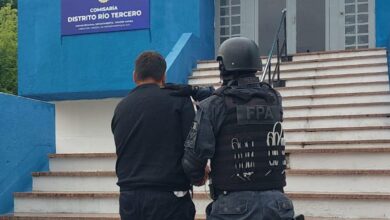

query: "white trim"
left=326, top=0, right=346, bottom=51
left=254, top=0, right=259, bottom=45
left=325, top=0, right=330, bottom=50
left=369, top=0, right=376, bottom=47
left=214, top=0, right=221, bottom=54
left=287, top=0, right=297, bottom=54
left=241, top=0, right=257, bottom=43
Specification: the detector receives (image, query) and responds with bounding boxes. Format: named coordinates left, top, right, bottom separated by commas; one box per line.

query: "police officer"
left=182, top=37, right=295, bottom=219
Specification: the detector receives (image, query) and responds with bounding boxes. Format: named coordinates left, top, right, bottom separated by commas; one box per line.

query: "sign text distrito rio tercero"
left=61, top=0, right=150, bottom=36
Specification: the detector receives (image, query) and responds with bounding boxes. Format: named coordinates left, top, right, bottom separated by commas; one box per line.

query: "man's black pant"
left=120, top=190, right=196, bottom=220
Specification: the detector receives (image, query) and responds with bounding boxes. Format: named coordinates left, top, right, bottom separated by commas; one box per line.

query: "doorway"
left=214, top=0, right=376, bottom=55
left=215, top=0, right=296, bottom=56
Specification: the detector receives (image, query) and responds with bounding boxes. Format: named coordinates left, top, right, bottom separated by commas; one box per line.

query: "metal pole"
left=268, top=60, right=272, bottom=85
left=283, top=11, right=288, bottom=59
left=276, top=38, right=280, bottom=82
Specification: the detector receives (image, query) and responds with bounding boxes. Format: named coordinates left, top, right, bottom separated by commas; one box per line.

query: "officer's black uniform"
left=182, top=37, right=295, bottom=220
left=112, top=83, right=196, bottom=220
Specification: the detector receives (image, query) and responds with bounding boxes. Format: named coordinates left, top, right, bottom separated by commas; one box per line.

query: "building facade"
left=18, top=0, right=390, bottom=101
left=1, top=0, right=390, bottom=214
left=15, top=0, right=390, bottom=166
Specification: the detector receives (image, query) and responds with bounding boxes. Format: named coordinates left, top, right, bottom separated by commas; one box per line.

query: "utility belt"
left=209, top=181, right=284, bottom=200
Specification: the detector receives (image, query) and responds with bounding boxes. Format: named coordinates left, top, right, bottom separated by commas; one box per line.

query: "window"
left=218, top=0, right=241, bottom=45
left=344, top=0, right=370, bottom=49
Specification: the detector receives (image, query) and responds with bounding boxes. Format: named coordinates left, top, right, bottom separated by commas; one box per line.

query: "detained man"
left=111, top=51, right=196, bottom=220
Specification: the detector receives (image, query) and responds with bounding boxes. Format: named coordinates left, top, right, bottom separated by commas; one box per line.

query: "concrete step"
left=49, top=116, right=390, bottom=172
left=32, top=169, right=390, bottom=193
left=14, top=192, right=118, bottom=214
left=47, top=147, right=390, bottom=172
left=287, top=147, right=390, bottom=170
left=283, top=54, right=387, bottom=71
left=15, top=191, right=390, bottom=218
left=283, top=91, right=390, bottom=106
left=288, top=140, right=390, bottom=149
left=197, top=57, right=275, bottom=69
left=284, top=72, right=389, bottom=87
left=188, top=89, right=390, bottom=107
left=292, top=48, right=387, bottom=62
left=278, top=81, right=389, bottom=98
left=196, top=48, right=386, bottom=69
left=287, top=192, right=390, bottom=219
left=189, top=63, right=388, bottom=85
left=194, top=169, right=390, bottom=194
left=32, top=172, right=118, bottom=192
left=258, top=63, right=388, bottom=81
left=284, top=114, right=390, bottom=130
left=286, top=125, right=390, bottom=132
left=283, top=102, right=390, bottom=118
left=197, top=54, right=387, bottom=71
left=1, top=213, right=206, bottom=220
left=49, top=153, right=115, bottom=172
left=285, top=127, right=390, bottom=143
left=286, top=169, right=390, bottom=193
left=189, top=71, right=389, bottom=88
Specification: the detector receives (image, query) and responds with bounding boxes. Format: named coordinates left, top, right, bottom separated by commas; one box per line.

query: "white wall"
left=53, top=99, right=121, bottom=153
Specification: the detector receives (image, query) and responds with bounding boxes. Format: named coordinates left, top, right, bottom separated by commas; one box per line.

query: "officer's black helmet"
left=217, top=37, right=262, bottom=76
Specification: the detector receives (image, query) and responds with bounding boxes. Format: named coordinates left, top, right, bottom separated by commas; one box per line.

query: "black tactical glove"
left=163, top=83, right=214, bottom=102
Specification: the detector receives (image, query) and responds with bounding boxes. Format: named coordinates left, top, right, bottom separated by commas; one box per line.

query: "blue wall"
left=376, top=0, right=390, bottom=48
left=0, top=93, right=55, bottom=214
left=18, top=0, right=215, bottom=101
left=376, top=0, right=390, bottom=81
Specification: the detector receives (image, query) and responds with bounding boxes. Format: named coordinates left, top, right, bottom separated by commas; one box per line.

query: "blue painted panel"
left=0, top=93, right=55, bottom=214
left=166, top=33, right=200, bottom=84
left=18, top=0, right=215, bottom=100
left=376, top=0, right=390, bottom=47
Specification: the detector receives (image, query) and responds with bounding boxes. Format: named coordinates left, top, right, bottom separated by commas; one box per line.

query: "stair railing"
left=260, top=9, right=288, bottom=87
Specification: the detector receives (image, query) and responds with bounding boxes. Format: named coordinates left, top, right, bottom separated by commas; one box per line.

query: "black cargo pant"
left=120, top=190, right=196, bottom=220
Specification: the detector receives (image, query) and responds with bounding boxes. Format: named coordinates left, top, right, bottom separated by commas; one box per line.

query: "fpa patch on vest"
left=236, top=105, right=282, bottom=125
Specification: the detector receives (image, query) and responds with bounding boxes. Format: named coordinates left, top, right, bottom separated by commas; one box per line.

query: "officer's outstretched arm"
left=182, top=108, right=216, bottom=186
left=163, top=83, right=215, bottom=102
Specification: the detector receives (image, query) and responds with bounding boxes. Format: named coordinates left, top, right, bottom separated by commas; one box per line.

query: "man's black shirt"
left=112, top=83, right=195, bottom=192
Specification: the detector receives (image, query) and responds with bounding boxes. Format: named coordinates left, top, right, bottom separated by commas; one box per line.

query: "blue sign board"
left=61, top=0, right=150, bottom=36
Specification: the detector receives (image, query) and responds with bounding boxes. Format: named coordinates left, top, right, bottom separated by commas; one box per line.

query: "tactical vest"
left=211, top=82, right=287, bottom=191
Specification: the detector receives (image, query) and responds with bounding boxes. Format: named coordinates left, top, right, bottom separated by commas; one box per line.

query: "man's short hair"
left=134, top=51, right=167, bottom=81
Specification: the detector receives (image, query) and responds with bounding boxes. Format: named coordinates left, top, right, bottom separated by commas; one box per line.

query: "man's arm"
left=182, top=97, right=224, bottom=185
left=181, top=97, right=196, bottom=141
